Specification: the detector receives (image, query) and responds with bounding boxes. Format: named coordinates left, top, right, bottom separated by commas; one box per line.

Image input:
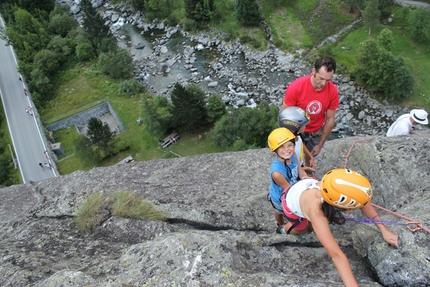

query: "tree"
left=408, top=8, right=430, bottom=43
left=76, top=42, right=94, bottom=62
left=339, top=0, right=365, bottom=13
left=141, top=96, right=173, bottom=137
left=80, top=0, right=111, bottom=49
left=377, top=28, right=393, bottom=51
left=119, top=79, right=145, bottom=96
left=97, top=49, right=135, bottom=79
left=48, top=8, right=77, bottom=37
left=235, top=0, right=261, bottom=26
left=206, top=94, right=226, bottom=123
left=33, top=49, right=59, bottom=76
left=377, top=0, right=394, bottom=17
left=362, top=0, right=380, bottom=35
left=385, top=56, right=414, bottom=102
left=75, top=134, right=102, bottom=166
left=143, top=0, right=174, bottom=21
left=209, top=101, right=278, bottom=150
left=47, top=35, right=74, bottom=63
left=184, top=0, right=215, bottom=22
left=86, top=117, right=119, bottom=157
left=171, top=83, right=207, bottom=131
left=354, top=38, right=414, bottom=103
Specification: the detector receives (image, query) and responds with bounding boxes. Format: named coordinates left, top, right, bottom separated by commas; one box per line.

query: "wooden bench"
left=159, top=132, right=180, bottom=149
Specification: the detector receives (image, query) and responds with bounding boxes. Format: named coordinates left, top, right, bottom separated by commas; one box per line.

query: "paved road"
left=0, top=17, right=57, bottom=183
left=395, top=0, right=430, bottom=7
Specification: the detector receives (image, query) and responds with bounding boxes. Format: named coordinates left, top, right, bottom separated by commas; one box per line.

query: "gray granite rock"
left=1, top=133, right=429, bottom=286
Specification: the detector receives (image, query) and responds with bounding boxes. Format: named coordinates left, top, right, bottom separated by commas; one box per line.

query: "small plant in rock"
left=110, top=191, right=166, bottom=221
left=74, top=192, right=104, bottom=232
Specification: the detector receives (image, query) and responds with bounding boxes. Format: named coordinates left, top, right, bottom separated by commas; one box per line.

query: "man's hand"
left=311, top=144, right=323, bottom=156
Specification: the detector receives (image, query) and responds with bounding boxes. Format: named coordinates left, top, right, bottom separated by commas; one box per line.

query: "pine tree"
left=234, top=0, right=261, bottom=26
left=86, top=117, right=119, bottom=157
left=80, top=0, right=111, bottom=50
left=170, top=83, right=207, bottom=131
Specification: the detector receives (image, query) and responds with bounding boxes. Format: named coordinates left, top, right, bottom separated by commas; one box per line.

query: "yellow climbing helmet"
left=321, top=169, right=373, bottom=209
left=267, top=128, right=296, bottom=152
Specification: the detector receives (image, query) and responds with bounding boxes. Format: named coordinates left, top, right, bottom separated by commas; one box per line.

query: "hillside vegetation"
left=0, top=0, right=429, bottom=180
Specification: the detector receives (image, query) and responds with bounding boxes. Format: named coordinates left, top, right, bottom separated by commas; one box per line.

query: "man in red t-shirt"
left=282, top=57, right=339, bottom=157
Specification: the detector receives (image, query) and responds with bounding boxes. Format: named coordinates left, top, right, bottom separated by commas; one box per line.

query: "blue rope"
left=345, top=215, right=409, bottom=226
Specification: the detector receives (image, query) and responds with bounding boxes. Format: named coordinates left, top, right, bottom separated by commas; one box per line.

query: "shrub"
left=74, top=192, right=104, bottom=232
left=119, top=79, right=145, bottom=96
left=111, top=191, right=166, bottom=221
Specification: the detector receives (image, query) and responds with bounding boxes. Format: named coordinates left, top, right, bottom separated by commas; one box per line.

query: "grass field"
left=44, top=63, right=223, bottom=175
left=329, top=6, right=430, bottom=110
left=3, top=1, right=429, bottom=181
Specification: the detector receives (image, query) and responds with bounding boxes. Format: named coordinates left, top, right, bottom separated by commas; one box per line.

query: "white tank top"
left=295, top=137, right=304, bottom=165
left=286, top=178, right=319, bottom=218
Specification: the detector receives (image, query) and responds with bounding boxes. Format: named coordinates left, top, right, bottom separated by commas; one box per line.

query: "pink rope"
left=371, top=203, right=430, bottom=234
left=343, top=137, right=375, bottom=169
left=343, top=137, right=430, bottom=234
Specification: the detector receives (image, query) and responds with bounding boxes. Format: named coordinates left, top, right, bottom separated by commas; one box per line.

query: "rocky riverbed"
left=58, top=0, right=428, bottom=137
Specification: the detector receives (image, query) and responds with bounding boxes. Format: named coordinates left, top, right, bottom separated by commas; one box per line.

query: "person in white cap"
left=386, top=109, right=428, bottom=137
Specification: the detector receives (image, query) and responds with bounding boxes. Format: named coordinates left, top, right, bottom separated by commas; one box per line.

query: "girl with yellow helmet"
left=267, top=127, right=312, bottom=227
left=279, top=168, right=398, bottom=286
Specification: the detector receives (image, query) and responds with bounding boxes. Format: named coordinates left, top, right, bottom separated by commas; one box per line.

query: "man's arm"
left=311, top=109, right=336, bottom=156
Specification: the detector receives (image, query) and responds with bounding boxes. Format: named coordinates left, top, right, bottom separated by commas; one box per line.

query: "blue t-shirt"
left=269, top=155, right=299, bottom=205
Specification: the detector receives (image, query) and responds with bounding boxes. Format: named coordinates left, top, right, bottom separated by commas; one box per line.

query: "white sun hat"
left=410, top=109, right=428, bottom=125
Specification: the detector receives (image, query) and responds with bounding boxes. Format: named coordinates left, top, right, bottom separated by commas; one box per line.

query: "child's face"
left=276, top=141, right=295, bottom=159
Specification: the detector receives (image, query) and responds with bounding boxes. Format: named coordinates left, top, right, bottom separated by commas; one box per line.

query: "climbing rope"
left=345, top=215, right=423, bottom=233
left=371, top=203, right=430, bottom=234
left=318, top=137, right=430, bottom=234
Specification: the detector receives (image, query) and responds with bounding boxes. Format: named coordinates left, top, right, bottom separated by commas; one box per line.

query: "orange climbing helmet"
left=267, top=128, right=296, bottom=152
left=321, top=169, right=373, bottom=210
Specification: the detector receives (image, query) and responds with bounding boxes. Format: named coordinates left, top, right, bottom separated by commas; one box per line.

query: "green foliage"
left=76, top=42, right=95, bottom=62
left=29, top=68, right=55, bottom=104
left=97, top=49, right=135, bottom=79
left=184, top=0, right=215, bottom=22
left=209, top=101, right=278, bottom=150
left=143, top=0, right=174, bottom=20
left=0, top=131, right=15, bottom=186
left=206, top=94, right=226, bottom=123
left=80, top=0, right=111, bottom=49
left=235, top=0, right=261, bottom=26
left=142, top=95, right=173, bottom=137
left=354, top=37, right=414, bottom=103
left=33, top=49, right=59, bottom=76
left=386, top=56, right=415, bottom=102
left=17, top=0, right=55, bottom=13
left=339, top=0, right=364, bottom=13
left=110, top=191, right=166, bottom=221
left=119, top=79, right=145, bottom=96
left=377, top=0, right=394, bottom=17
left=86, top=117, right=119, bottom=157
left=74, top=192, right=104, bottom=232
left=377, top=28, right=393, bottom=51
left=75, top=134, right=102, bottom=166
left=47, top=35, right=74, bottom=63
left=408, top=8, right=430, bottom=43
left=171, top=83, right=207, bottom=131
left=48, top=7, right=77, bottom=37
left=362, top=0, right=380, bottom=35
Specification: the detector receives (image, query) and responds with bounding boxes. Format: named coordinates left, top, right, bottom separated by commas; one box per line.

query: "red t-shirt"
left=283, top=75, right=339, bottom=132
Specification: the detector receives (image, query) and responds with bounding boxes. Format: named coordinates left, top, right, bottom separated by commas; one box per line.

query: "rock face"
left=1, top=133, right=429, bottom=286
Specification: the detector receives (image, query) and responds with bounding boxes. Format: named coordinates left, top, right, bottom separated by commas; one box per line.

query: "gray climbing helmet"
left=278, top=106, right=310, bottom=134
